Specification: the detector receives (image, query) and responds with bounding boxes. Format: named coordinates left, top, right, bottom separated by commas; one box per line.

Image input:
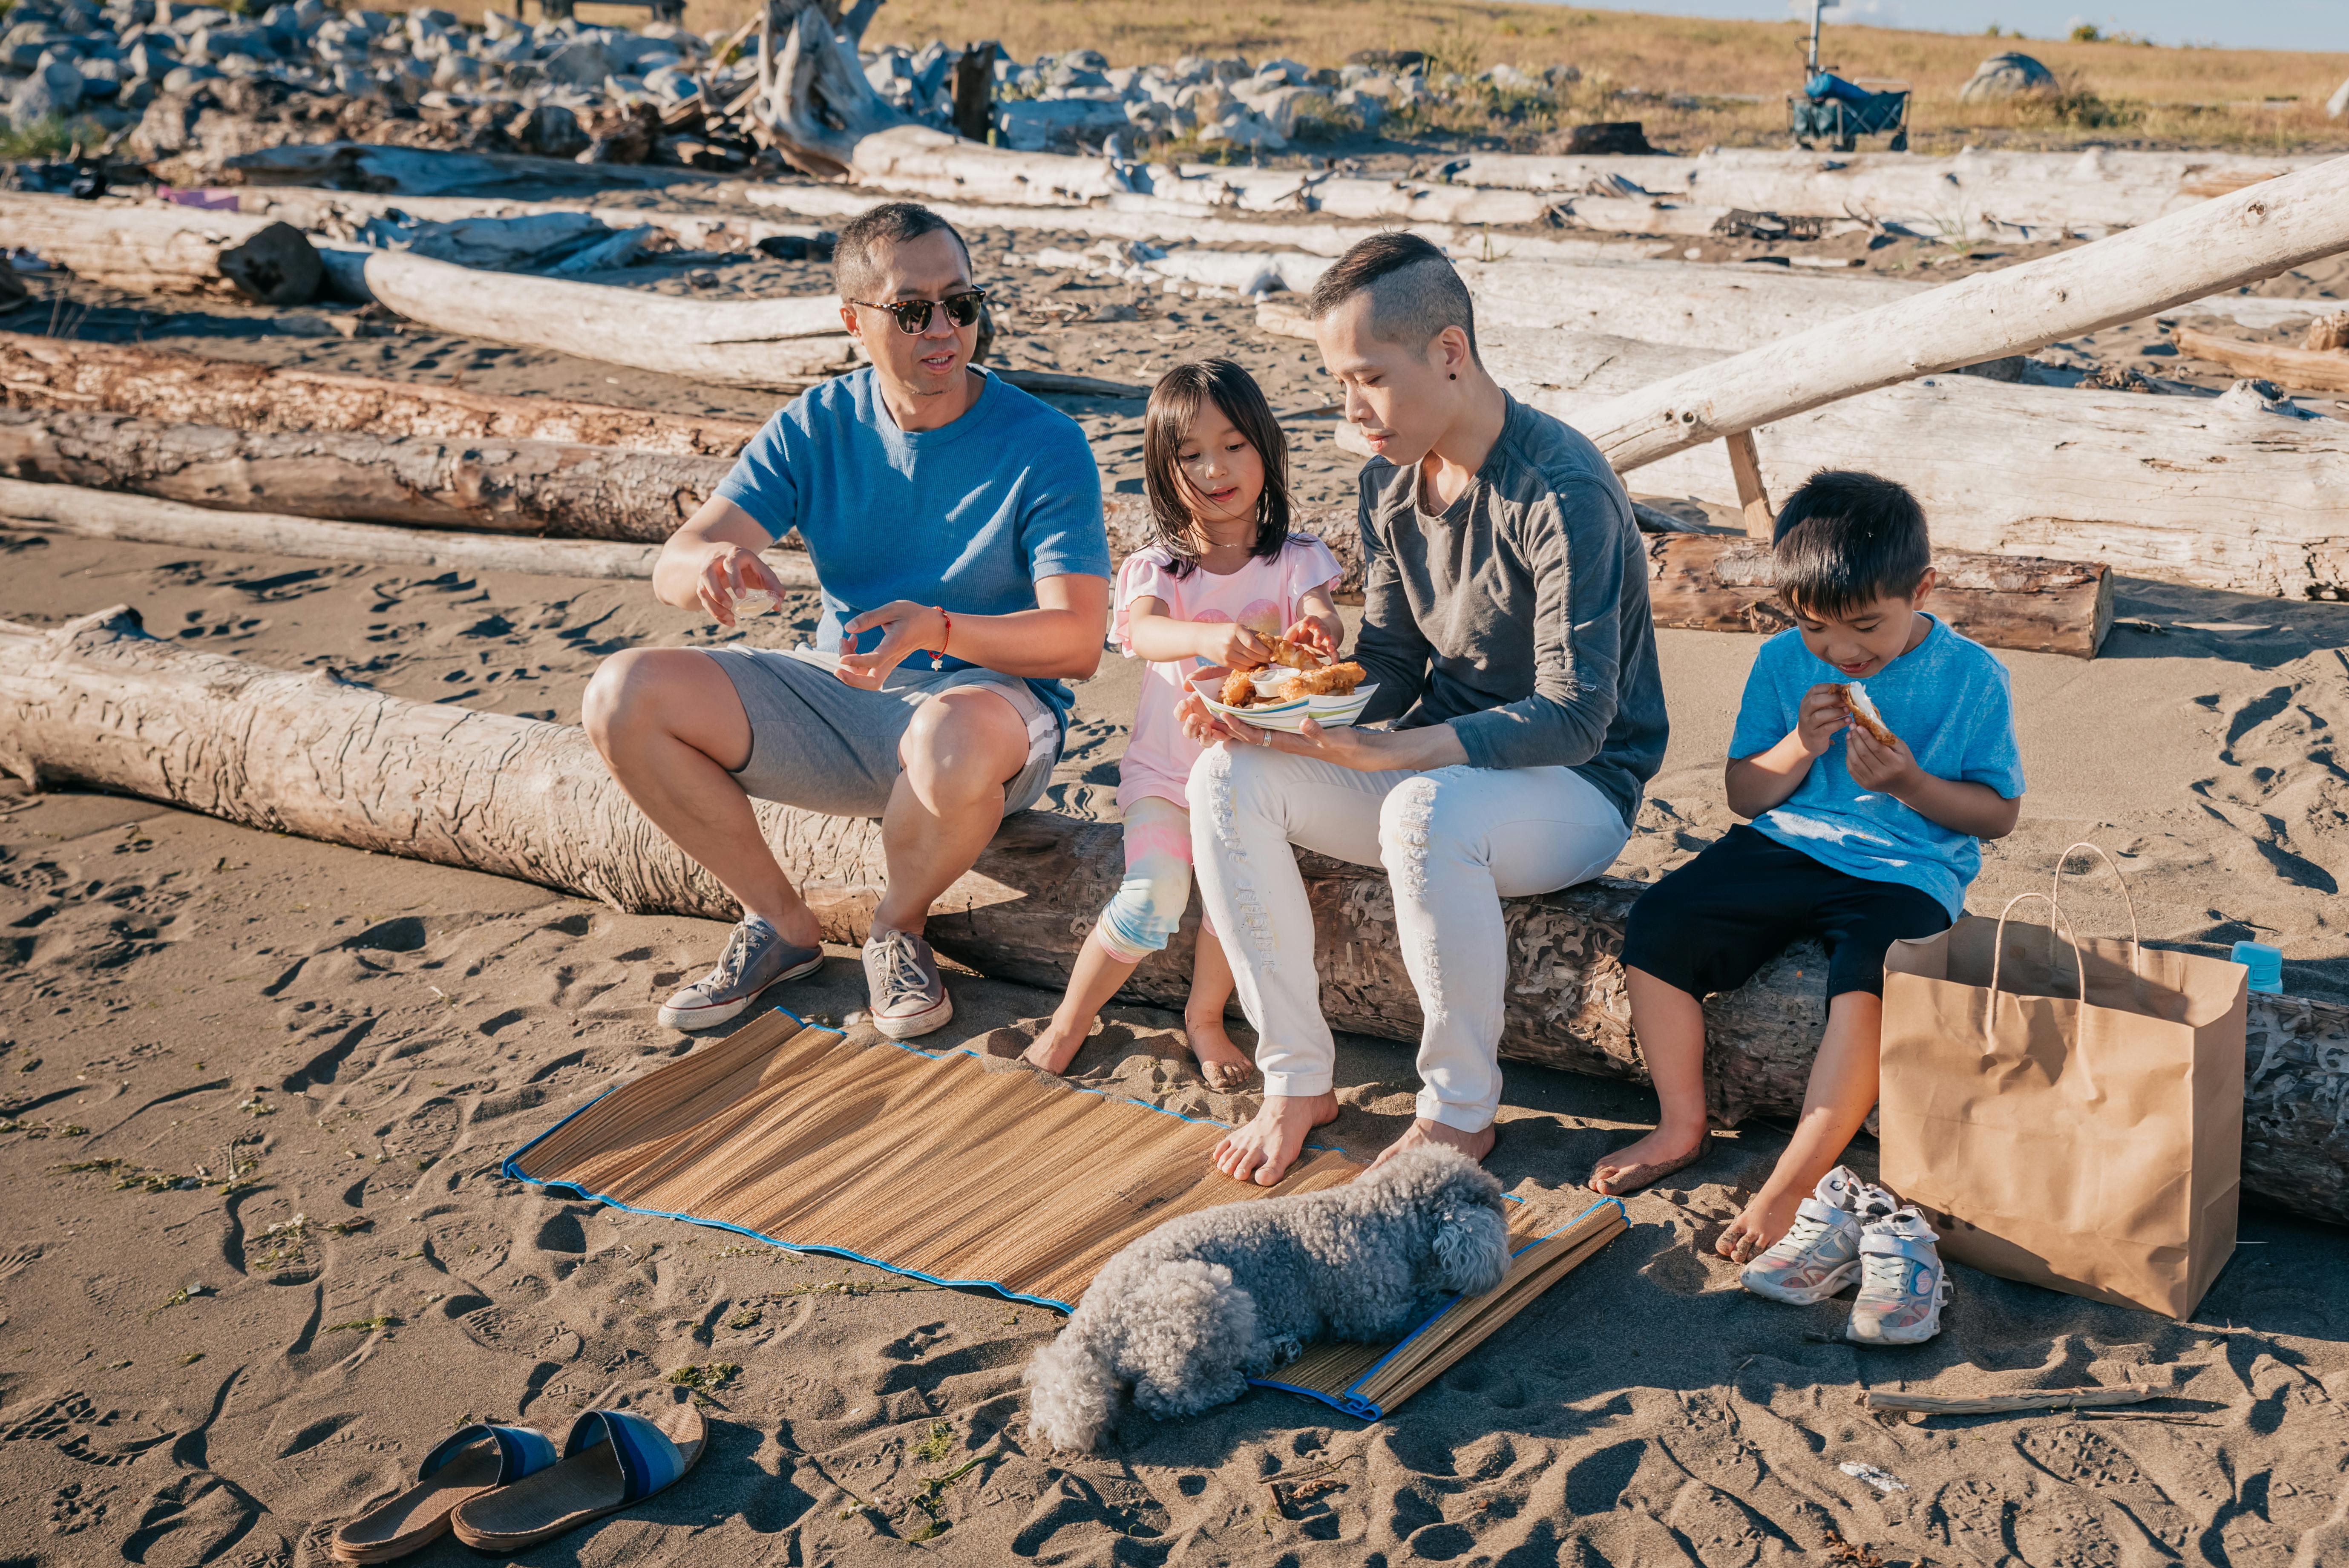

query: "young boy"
left=1592, top=470, right=2025, bottom=1262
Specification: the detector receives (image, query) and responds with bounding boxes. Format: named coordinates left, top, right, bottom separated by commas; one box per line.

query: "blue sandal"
left=330, top=1422, right=558, bottom=1563
left=450, top=1401, right=707, bottom=1550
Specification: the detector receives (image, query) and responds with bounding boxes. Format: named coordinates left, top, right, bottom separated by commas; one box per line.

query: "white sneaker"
left=1845, top=1205, right=1952, bottom=1346
left=1740, top=1165, right=1871, bottom=1305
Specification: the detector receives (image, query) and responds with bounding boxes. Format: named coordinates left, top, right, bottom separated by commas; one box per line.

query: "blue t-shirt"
left=714, top=366, right=1111, bottom=726
left=1729, top=616, right=2025, bottom=917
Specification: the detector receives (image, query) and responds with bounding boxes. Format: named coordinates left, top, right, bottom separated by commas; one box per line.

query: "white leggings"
left=1188, top=745, right=1631, bottom=1131
left=1093, top=796, right=1196, bottom=964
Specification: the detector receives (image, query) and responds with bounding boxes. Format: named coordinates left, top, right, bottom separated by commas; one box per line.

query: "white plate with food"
left=1190, top=665, right=1378, bottom=734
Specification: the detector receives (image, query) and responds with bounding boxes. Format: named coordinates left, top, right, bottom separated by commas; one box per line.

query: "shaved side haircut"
left=833, top=201, right=972, bottom=302
left=1305, top=231, right=1481, bottom=365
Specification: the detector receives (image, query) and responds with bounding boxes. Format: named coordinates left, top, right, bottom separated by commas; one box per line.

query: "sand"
left=6, top=220, right=2349, bottom=1566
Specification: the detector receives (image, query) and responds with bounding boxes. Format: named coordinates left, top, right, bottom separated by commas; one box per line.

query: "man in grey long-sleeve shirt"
left=1176, top=234, right=1667, bottom=1185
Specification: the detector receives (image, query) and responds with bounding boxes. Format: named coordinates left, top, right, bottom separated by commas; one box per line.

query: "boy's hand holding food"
left=1843, top=722, right=1925, bottom=796
left=1795, top=682, right=1853, bottom=757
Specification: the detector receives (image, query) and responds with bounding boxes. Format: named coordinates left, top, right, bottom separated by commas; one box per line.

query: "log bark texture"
left=3, top=606, right=2345, bottom=1225
left=1648, top=535, right=2113, bottom=658
left=0, top=410, right=728, bottom=540
left=3, top=194, right=322, bottom=305
left=1577, top=156, right=2349, bottom=475
left=327, top=247, right=861, bottom=392
left=2173, top=325, right=2349, bottom=395
left=0, top=333, right=765, bottom=457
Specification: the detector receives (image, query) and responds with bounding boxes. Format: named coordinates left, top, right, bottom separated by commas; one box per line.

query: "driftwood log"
left=2, top=194, right=322, bottom=305
left=2172, top=325, right=2349, bottom=395
left=0, top=480, right=741, bottom=581
left=3, top=606, right=2345, bottom=1225
left=321, top=246, right=861, bottom=392
left=0, top=410, right=728, bottom=540
left=1647, top=535, right=2113, bottom=658
left=0, top=333, right=765, bottom=456
left=0, top=409, right=2107, bottom=652
left=1579, top=156, right=2349, bottom=476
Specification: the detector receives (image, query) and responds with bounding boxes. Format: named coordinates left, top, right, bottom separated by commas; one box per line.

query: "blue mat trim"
left=1245, top=1194, right=1626, bottom=1422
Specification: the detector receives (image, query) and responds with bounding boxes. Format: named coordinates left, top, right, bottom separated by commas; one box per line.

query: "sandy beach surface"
left=6, top=223, right=2349, bottom=1566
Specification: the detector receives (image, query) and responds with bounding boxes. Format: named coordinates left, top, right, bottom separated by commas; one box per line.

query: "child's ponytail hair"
left=1141, top=358, right=1293, bottom=579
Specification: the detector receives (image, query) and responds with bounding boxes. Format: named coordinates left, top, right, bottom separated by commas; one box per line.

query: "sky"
left=1561, top=0, right=2349, bottom=53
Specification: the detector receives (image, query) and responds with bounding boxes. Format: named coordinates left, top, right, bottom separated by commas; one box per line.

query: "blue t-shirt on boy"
left=714, top=366, right=1111, bottom=727
left=1729, top=616, right=2025, bottom=918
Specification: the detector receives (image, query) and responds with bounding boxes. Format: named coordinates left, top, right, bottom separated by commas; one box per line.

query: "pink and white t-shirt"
left=1111, top=536, right=1344, bottom=812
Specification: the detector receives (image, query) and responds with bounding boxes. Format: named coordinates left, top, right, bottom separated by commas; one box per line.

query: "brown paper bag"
left=1878, top=846, right=2247, bottom=1319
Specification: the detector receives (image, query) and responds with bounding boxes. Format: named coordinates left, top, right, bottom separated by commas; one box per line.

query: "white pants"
left=1188, top=745, right=1631, bottom=1132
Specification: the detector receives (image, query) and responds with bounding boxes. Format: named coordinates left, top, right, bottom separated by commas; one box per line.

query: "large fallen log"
left=1648, top=535, right=2112, bottom=657
left=0, top=410, right=726, bottom=540
left=223, top=187, right=835, bottom=259
left=320, top=246, right=861, bottom=392
left=0, top=333, right=765, bottom=457
left=1579, top=154, right=2349, bottom=477
left=1449, top=147, right=2335, bottom=240
left=2, top=193, right=322, bottom=305
left=3, top=606, right=2341, bottom=1223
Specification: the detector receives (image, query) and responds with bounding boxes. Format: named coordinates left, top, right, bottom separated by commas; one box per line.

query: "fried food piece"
left=1219, top=668, right=1258, bottom=708
left=1834, top=682, right=1898, bottom=747
left=1265, top=637, right=1323, bottom=670
left=1276, top=661, right=1366, bottom=700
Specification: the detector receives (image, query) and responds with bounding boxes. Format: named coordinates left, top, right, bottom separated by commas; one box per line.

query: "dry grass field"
left=545, top=0, right=2349, bottom=153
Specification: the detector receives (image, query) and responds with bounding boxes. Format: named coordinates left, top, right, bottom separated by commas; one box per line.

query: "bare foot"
left=1212, top=1092, right=1338, bottom=1187
left=1183, top=1011, right=1255, bottom=1093
left=1716, top=1183, right=1807, bottom=1264
left=1367, top=1117, right=1497, bottom=1173
left=1020, top=1015, right=1092, bottom=1076
left=1588, top=1125, right=1710, bottom=1197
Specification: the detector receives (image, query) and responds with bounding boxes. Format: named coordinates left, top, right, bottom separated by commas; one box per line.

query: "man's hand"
left=1195, top=623, right=1274, bottom=671
left=697, top=544, right=790, bottom=628
left=1844, top=722, right=1923, bottom=796
left=1795, top=682, right=1852, bottom=757
left=835, top=600, right=946, bottom=690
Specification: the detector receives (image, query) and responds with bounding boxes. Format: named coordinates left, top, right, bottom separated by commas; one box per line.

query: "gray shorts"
left=704, top=645, right=1061, bottom=819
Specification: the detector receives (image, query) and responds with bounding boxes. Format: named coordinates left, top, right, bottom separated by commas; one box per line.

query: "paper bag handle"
left=1984, top=891, right=2088, bottom=1035
left=2050, top=841, right=2142, bottom=975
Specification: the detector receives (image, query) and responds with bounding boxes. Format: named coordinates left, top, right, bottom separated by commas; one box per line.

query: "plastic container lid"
left=2231, top=940, right=2283, bottom=995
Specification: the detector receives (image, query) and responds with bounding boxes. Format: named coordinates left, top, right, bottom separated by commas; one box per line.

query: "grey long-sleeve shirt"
left=1353, top=393, right=1668, bottom=827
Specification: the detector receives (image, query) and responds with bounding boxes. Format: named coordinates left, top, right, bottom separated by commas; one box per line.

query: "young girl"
left=1022, top=359, right=1344, bottom=1089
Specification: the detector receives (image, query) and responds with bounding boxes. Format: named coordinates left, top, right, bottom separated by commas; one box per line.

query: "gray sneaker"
left=657, top=918, right=823, bottom=1032
left=863, top=928, right=953, bottom=1040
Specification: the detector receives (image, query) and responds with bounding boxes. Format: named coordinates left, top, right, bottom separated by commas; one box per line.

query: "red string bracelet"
left=931, top=607, right=951, bottom=670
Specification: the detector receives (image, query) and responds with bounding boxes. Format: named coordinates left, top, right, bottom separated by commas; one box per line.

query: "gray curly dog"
left=1025, top=1144, right=1514, bottom=1451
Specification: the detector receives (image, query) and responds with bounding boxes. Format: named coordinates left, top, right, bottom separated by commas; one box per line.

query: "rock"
left=1199, top=102, right=1284, bottom=150
left=1486, top=62, right=1541, bottom=91
left=539, top=37, right=610, bottom=88
left=1958, top=50, right=2054, bottom=103
left=3, top=23, right=66, bottom=70
left=1347, top=48, right=1425, bottom=71
left=1238, top=81, right=1332, bottom=138
left=503, top=99, right=579, bottom=154
left=996, top=94, right=1133, bottom=152
left=1563, top=120, right=1652, bottom=154
left=188, top=23, right=276, bottom=63
left=10, top=55, right=85, bottom=127
left=125, top=36, right=179, bottom=77
left=2329, top=76, right=2349, bottom=120
left=430, top=51, right=480, bottom=89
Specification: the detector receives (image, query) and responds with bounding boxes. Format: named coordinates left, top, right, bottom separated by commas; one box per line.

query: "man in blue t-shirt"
left=583, top=202, right=1111, bottom=1043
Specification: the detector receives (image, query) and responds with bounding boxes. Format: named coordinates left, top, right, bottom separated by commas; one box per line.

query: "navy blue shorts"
left=1621, top=825, right=1952, bottom=1000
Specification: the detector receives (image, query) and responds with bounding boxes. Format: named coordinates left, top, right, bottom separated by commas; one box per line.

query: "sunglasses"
left=844, top=290, right=988, bottom=334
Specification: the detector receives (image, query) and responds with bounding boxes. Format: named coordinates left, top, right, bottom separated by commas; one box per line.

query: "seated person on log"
left=583, top=201, right=1111, bottom=1042
left=1597, top=472, right=2024, bottom=1264
left=1175, top=233, right=1668, bottom=1187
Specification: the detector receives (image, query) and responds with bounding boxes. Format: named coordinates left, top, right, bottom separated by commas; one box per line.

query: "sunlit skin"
left=1172, top=293, right=1519, bottom=1188
left=1022, top=396, right=1338, bottom=1090
left=584, top=226, right=1108, bottom=952
left=1597, top=575, right=2023, bottom=1263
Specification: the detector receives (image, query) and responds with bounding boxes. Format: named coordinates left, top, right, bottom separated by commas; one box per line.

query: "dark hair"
left=1141, top=359, right=1293, bottom=578
left=832, top=201, right=971, bottom=303
left=1304, top=231, right=1480, bottom=365
left=1772, top=469, right=1932, bottom=619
